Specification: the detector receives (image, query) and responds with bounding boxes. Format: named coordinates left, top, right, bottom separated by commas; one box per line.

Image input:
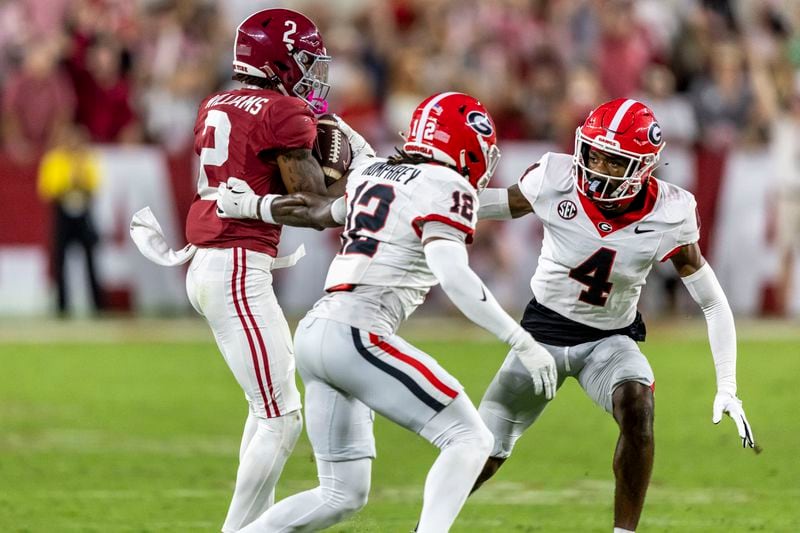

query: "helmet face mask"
left=574, top=98, right=664, bottom=207
left=233, top=9, right=331, bottom=113
left=402, top=92, right=500, bottom=191
left=290, top=49, right=331, bottom=113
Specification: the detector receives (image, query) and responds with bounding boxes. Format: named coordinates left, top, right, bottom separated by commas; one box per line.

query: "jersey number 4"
left=568, top=248, right=617, bottom=306
left=341, top=183, right=396, bottom=257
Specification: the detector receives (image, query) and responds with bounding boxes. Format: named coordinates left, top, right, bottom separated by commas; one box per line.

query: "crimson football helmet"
left=233, top=9, right=331, bottom=113
left=403, top=92, right=500, bottom=191
left=574, top=98, right=664, bottom=206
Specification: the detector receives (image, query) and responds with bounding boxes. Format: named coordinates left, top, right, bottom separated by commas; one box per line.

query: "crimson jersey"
left=185, top=88, right=317, bottom=256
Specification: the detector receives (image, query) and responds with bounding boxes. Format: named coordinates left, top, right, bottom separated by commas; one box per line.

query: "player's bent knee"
left=472, top=422, right=495, bottom=457
left=321, top=480, right=369, bottom=519
left=612, top=382, right=654, bottom=440
left=422, top=394, right=492, bottom=453
left=318, top=458, right=371, bottom=519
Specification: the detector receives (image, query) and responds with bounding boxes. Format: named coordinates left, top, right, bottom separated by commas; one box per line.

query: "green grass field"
left=1, top=318, right=798, bottom=532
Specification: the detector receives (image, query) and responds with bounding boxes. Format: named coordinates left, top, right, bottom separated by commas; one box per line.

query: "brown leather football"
left=312, top=114, right=352, bottom=185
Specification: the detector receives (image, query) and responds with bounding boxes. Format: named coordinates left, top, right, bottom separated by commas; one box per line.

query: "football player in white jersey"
left=470, top=98, right=756, bottom=532
left=216, top=92, right=558, bottom=532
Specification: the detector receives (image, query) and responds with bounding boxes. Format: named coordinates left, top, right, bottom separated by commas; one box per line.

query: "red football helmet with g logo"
left=233, top=9, right=331, bottom=113
left=574, top=98, right=664, bottom=206
left=403, top=92, right=501, bottom=191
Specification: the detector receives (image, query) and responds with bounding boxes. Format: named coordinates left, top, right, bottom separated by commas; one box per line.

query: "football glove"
left=712, top=391, right=755, bottom=448
left=333, top=114, right=375, bottom=168
left=509, top=328, right=557, bottom=400
left=216, top=178, right=261, bottom=220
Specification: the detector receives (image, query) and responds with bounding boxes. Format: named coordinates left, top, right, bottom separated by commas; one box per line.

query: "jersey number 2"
left=197, top=110, right=231, bottom=199
left=568, top=248, right=616, bottom=306
left=342, top=183, right=396, bottom=257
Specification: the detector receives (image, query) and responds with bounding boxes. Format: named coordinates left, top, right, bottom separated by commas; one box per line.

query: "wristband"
left=258, top=194, right=281, bottom=224
left=330, top=196, right=347, bottom=225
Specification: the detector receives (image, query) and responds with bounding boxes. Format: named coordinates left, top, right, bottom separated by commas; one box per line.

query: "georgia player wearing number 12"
left=182, top=9, right=373, bottom=533
left=471, top=98, right=756, bottom=532
left=223, top=92, right=558, bottom=532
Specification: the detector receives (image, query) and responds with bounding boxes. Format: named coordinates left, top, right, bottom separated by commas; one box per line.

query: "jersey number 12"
left=341, top=183, right=396, bottom=257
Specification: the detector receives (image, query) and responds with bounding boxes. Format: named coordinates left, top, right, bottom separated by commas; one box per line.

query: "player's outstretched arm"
left=671, top=243, right=756, bottom=449
left=215, top=178, right=345, bottom=229
left=477, top=185, right=533, bottom=220
left=422, top=228, right=556, bottom=399
left=276, top=148, right=328, bottom=195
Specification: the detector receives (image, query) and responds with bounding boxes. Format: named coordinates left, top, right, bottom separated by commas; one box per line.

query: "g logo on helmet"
left=466, top=111, right=493, bottom=137
left=647, top=122, right=663, bottom=145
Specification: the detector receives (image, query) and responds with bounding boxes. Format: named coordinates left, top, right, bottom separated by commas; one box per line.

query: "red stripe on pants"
left=232, top=248, right=273, bottom=417
left=369, top=333, right=458, bottom=398
left=238, top=249, right=280, bottom=417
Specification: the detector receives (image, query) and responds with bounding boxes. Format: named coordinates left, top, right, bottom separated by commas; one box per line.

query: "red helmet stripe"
left=605, top=98, right=637, bottom=140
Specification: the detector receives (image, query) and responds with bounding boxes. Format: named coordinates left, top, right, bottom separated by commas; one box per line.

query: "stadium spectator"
left=690, top=38, right=776, bottom=258
left=37, top=124, right=105, bottom=316
left=0, top=0, right=798, bottom=318
left=1, top=39, right=75, bottom=163
left=594, top=0, right=654, bottom=98
left=136, top=0, right=222, bottom=152
left=66, top=33, right=141, bottom=143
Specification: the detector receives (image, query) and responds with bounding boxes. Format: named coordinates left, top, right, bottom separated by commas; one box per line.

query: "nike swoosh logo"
left=634, top=226, right=654, bottom=234
left=480, top=287, right=487, bottom=302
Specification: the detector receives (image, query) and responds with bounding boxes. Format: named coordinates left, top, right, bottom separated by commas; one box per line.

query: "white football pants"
left=185, top=247, right=303, bottom=531
left=238, top=316, right=493, bottom=532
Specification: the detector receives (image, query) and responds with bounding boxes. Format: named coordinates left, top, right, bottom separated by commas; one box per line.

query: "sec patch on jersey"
left=312, top=114, right=352, bottom=185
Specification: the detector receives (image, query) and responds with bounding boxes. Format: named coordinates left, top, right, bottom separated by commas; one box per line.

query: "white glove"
left=712, top=391, right=755, bottom=448
left=216, top=177, right=261, bottom=220
left=333, top=114, right=375, bottom=168
left=508, top=327, right=557, bottom=400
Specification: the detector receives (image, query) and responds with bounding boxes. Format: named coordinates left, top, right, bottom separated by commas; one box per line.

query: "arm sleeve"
left=330, top=195, right=347, bottom=225
left=423, top=238, right=520, bottom=344
left=477, top=187, right=511, bottom=220
left=681, top=262, right=737, bottom=395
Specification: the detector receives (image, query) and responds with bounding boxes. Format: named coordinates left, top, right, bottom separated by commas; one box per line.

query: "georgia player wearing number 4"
left=180, top=8, right=373, bottom=533
left=471, top=98, right=756, bottom=532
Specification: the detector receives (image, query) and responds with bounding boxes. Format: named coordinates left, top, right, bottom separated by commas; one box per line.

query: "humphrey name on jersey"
left=362, top=161, right=422, bottom=184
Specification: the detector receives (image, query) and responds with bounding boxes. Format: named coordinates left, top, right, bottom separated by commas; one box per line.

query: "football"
left=312, top=114, right=352, bottom=186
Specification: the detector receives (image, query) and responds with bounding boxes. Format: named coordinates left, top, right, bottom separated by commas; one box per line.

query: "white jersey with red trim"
left=309, top=157, right=478, bottom=335
left=520, top=152, right=699, bottom=330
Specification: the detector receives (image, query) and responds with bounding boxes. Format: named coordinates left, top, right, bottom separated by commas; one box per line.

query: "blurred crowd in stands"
left=2, top=0, right=799, bottom=316
left=3, top=0, right=797, bottom=157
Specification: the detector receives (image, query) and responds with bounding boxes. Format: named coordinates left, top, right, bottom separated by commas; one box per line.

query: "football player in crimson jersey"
left=471, top=98, right=756, bottom=532
left=217, top=92, right=558, bottom=532
left=182, top=9, right=373, bottom=533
